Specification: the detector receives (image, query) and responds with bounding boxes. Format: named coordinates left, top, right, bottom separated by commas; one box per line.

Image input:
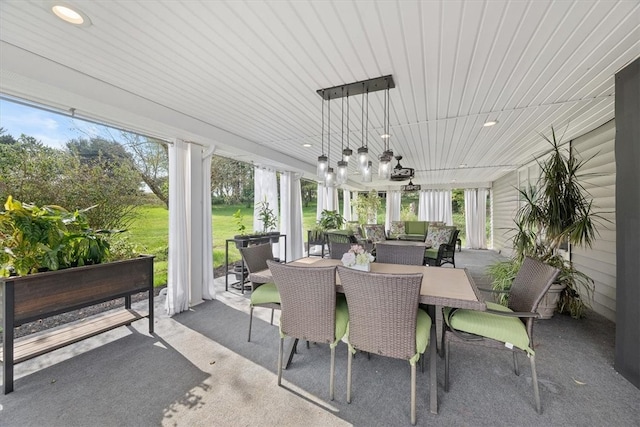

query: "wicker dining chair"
left=337, top=266, right=430, bottom=425
left=443, top=257, right=559, bottom=414
left=328, top=241, right=353, bottom=260
left=239, top=244, right=281, bottom=342
left=267, top=261, right=348, bottom=401
left=374, top=243, right=426, bottom=265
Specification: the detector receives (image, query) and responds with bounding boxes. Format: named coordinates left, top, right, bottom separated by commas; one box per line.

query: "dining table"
left=248, top=257, right=486, bottom=414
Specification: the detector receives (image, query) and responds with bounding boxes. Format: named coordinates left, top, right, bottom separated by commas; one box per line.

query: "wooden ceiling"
left=1, top=0, right=639, bottom=189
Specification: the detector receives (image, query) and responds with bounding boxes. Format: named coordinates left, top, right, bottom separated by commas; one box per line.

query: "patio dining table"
left=248, top=257, right=486, bottom=414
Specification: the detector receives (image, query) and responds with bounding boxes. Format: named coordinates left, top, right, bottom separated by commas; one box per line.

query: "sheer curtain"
left=316, top=182, right=326, bottom=221
left=253, top=167, right=279, bottom=232
left=385, top=190, right=402, bottom=232
left=418, top=190, right=453, bottom=225
left=166, top=139, right=190, bottom=316
left=280, top=171, right=304, bottom=261
left=200, top=148, right=215, bottom=300
left=342, top=189, right=352, bottom=222
left=465, top=188, right=488, bottom=249
left=351, top=192, right=359, bottom=222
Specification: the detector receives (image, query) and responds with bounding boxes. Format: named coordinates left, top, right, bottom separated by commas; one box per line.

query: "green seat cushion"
left=250, top=282, right=280, bottom=305
left=415, top=308, right=431, bottom=357
left=332, top=294, right=349, bottom=347
left=424, top=248, right=438, bottom=259
left=444, top=302, right=533, bottom=354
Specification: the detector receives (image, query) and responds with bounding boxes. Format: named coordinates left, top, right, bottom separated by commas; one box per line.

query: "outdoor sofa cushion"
left=425, top=225, right=454, bottom=249
left=363, top=224, right=387, bottom=243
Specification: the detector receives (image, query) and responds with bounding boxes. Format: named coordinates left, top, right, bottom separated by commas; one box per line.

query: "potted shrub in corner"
left=488, top=127, right=604, bottom=319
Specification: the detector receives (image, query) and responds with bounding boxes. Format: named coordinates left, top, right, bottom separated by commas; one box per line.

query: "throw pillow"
left=425, top=226, right=453, bottom=249
left=363, top=224, right=387, bottom=243
left=388, top=221, right=405, bottom=239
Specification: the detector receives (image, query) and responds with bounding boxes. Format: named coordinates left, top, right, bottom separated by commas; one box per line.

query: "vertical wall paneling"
left=491, top=170, right=519, bottom=256
left=571, top=120, right=617, bottom=321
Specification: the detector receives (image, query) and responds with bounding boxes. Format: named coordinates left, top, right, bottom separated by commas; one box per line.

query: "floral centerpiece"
left=341, top=244, right=374, bottom=271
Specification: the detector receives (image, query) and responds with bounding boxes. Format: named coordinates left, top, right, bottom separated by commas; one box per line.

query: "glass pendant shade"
left=317, top=154, right=328, bottom=179
left=342, top=147, right=352, bottom=162
left=336, top=160, right=348, bottom=185
left=362, top=161, right=373, bottom=183
left=357, top=146, right=369, bottom=171
left=325, top=167, right=337, bottom=187
left=378, top=157, right=391, bottom=179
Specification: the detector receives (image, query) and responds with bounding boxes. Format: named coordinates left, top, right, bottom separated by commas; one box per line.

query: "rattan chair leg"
left=347, top=350, right=353, bottom=404
left=444, top=338, right=450, bottom=392
left=411, top=362, right=417, bottom=425
left=248, top=306, right=254, bottom=342
left=330, top=346, right=336, bottom=401
left=513, top=352, right=520, bottom=376
left=278, top=337, right=284, bottom=386
left=270, top=308, right=274, bottom=325
left=530, top=354, right=542, bottom=414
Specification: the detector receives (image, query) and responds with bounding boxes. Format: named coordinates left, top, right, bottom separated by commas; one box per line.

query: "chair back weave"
left=239, top=243, right=274, bottom=274
left=508, top=257, right=560, bottom=315
left=329, top=241, right=352, bottom=260
left=267, top=261, right=337, bottom=344
left=375, top=243, right=425, bottom=265
left=338, top=266, right=423, bottom=361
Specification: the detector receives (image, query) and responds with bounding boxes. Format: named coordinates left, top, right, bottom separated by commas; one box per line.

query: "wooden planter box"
left=1, top=255, right=154, bottom=394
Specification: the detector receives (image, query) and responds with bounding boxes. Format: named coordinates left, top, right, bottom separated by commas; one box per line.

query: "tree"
left=301, top=179, right=317, bottom=207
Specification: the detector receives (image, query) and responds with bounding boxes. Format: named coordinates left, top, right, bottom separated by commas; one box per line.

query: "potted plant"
left=256, top=200, right=280, bottom=243
left=353, top=190, right=381, bottom=224
left=489, top=127, right=603, bottom=318
left=232, top=208, right=251, bottom=249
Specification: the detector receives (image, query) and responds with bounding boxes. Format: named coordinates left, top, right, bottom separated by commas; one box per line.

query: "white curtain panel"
left=465, top=188, right=488, bottom=249
left=418, top=190, right=453, bottom=225
left=342, top=189, right=352, bottom=221
left=325, top=186, right=338, bottom=212
left=253, top=167, right=279, bottom=233
left=201, top=149, right=215, bottom=300
left=166, top=139, right=190, bottom=316
left=316, top=182, right=326, bottom=221
left=385, top=190, right=402, bottom=232
left=280, top=171, right=304, bottom=261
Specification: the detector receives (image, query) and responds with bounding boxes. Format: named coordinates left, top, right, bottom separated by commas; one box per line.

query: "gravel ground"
left=5, top=265, right=230, bottom=341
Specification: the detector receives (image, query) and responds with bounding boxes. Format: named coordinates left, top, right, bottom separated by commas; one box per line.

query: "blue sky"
left=0, top=99, right=100, bottom=148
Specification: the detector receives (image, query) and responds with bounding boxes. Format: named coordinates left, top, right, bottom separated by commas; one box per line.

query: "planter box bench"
left=1, top=255, right=154, bottom=394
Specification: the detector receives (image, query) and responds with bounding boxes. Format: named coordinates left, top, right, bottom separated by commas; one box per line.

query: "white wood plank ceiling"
left=1, top=0, right=639, bottom=190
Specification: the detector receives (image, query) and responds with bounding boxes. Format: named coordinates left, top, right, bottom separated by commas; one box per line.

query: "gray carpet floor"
left=2, top=249, right=639, bottom=426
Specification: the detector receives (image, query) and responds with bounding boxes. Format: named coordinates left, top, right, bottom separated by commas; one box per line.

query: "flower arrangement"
left=341, top=244, right=374, bottom=271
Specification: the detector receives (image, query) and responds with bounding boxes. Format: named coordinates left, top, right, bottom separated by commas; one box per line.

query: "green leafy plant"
left=489, top=127, right=603, bottom=318
left=233, top=209, right=246, bottom=236
left=317, top=209, right=344, bottom=231
left=256, top=199, right=277, bottom=233
left=353, top=190, right=382, bottom=224
left=0, top=196, right=112, bottom=276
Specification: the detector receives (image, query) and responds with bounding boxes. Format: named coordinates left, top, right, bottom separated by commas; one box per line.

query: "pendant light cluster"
left=316, top=75, right=397, bottom=186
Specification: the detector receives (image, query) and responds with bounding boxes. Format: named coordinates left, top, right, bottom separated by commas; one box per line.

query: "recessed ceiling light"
left=51, top=3, right=91, bottom=26
left=381, top=133, right=391, bottom=139
left=483, top=120, right=498, bottom=127
left=458, top=163, right=467, bottom=168
left=302, top=143, right=312, bottom=147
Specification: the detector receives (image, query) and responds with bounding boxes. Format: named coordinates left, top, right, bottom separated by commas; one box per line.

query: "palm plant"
left=491, top=127, right=604, bottom=318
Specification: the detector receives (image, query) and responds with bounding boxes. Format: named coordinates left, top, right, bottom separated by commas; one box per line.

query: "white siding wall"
left=571, top=120, right=616, bottom=321
left=491, top=170, right=519, bottom=256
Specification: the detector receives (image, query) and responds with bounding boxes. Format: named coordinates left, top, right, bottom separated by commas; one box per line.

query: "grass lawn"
left=127, top=203, right=320, bottom=287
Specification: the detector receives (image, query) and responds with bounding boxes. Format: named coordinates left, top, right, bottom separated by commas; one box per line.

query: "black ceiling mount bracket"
left=317, top=75, right=395, bottom=100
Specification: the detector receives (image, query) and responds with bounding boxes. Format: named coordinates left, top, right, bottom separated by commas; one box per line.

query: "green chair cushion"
left=424, top=248, right=438, bottom=259
left=332, top=294, right=350, bottom=347
left=444, top=302, right=533, bottom=354
left=250, top=282, right=280, bottom=305
left=414, top=308, right=432, bottom=362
